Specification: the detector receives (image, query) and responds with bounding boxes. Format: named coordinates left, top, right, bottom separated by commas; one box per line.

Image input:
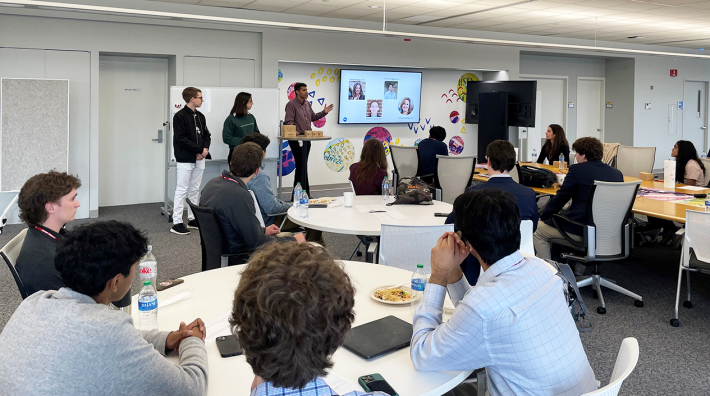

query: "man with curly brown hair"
left=15, top=171, right=81, bottom=296
left=229, top=242, right=381, bottom=396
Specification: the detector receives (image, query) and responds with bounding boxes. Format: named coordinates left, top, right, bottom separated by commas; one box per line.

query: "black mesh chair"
left=186, top=199, right=251, bottom=270
left=1, top=228, right=29, bottom=299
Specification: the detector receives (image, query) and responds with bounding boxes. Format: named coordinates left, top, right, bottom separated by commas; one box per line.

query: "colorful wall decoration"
left=280, top=141, right=295, bottom=176
left=456, top=73, right=480, bottom=102
left=449, top=136, right=464, bottom=155
left=364, top=127, right=392, bottom=156
left=323, top=138, right=355, bottom=173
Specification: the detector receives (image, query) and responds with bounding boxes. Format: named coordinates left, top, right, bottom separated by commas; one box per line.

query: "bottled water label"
left=139, top=261, right=157, bottom=280
left=411, top=279, right=427, bottom=292
left=138, top=296, right=158, bottom=311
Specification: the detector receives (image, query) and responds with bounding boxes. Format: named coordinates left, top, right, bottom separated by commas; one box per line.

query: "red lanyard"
left=35, top=226, right=58, bottom=242
left=221, top=175, right=239, bottom=184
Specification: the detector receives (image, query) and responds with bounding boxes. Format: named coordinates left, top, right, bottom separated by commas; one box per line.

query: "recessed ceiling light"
left=627, top=36, right=644, bottom=39
left=369, top=5, right=381, bottom=8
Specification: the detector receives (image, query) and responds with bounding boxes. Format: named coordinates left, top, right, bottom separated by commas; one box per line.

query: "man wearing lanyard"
left=15, top=171, right=82, bottom=296
left=284, top=82, right=333, bottom=196
left=171, top=87, right=211, bottom=235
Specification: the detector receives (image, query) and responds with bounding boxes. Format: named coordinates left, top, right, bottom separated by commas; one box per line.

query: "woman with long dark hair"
left=349, top=139, right=388, bottom=195
left=223, top=92, right=260, bottom=163
left=537, top=124, right=570, bottom=165
left=672, top=140, right=706, bottom=186
left=349, top=82, right=365, bottom=100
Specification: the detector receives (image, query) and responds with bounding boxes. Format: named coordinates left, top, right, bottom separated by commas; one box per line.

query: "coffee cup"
left=343, top=192, right=354, bottom=207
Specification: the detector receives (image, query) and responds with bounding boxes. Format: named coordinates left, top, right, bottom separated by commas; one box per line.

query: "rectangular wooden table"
left=474, top=162, right=710, bottom=223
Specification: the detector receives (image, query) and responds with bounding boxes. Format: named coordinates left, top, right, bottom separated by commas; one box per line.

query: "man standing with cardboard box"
left=284, top=82, right=333, bottom=197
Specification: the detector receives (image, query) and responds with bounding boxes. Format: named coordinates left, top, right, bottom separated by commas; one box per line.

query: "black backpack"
left=520, top=165, right=557, bottom=188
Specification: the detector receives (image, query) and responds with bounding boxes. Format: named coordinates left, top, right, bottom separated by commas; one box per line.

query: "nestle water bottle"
left=294, top=183, right=302, bottom=208
left=300, top=191, right=309, bottom=219
left=701, top=152, right=707, bottom=160
left=559, top=153, right=564, bottom=169
left=532, top=149, right=537, bottom=163
left=705, top=195, right=710, bottom=213
left=138, top=245, right=157, bottom=290
left=410, top=264, right=428, bottom=316
left=138, top=281, right=159, bottom=331
left=382, top=176, right=390, bottom=201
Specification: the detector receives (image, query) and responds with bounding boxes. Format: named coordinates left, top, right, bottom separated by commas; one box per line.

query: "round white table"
left=132, top=261, right=471, bottom=396
left=287, top=195, right=453, bottom=235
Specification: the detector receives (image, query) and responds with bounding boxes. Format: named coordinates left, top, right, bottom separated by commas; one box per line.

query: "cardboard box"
left=282, top=130, right=297, bottom=138
left=553, top=161, right=567, bottom=170
left=281, top=124, right=296, bottom=135
left=304, top=130, right=314, bottom=137
left=639, top=172, right=654, bottom=181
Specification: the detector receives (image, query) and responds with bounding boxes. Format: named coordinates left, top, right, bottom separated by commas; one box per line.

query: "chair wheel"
left=597, top=307, right=606, bottom=314
left=356, top=251, right=363, bottom=257
left=592, top=290, right=598, bottom=299
left=634, top=300, right=644, bottom=307
left=683, top=301, right=693, bottom=308
left=670, top=318, right=680, bottom=327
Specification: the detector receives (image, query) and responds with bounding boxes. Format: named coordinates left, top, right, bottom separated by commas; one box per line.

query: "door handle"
left=596, top=129, right=601, bottom=131
left=701, top=126, right=708, bottom=130
left=152, top=130, right=163, bottom=143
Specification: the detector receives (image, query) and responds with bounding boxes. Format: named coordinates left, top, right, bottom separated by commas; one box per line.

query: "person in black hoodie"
left=171, top=87, right=212, bottom=235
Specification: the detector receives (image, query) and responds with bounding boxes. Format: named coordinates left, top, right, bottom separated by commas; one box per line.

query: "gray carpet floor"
left=1, top=198, right=709, bottom=395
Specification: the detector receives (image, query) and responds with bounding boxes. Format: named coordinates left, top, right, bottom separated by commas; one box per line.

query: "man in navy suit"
left=534, top=137, right=624, bottom=259
left=446, top=140, right=538, bottom=284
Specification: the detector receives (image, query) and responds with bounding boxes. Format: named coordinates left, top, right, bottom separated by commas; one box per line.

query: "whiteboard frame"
left=0, top=77, right=70, bottom=192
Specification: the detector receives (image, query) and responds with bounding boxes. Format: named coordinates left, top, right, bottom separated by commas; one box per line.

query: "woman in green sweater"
left=223, top=92, right=260, bottom=163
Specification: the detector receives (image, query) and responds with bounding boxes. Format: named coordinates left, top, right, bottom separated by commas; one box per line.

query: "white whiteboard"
left=170, top=87, right=280, bottom=161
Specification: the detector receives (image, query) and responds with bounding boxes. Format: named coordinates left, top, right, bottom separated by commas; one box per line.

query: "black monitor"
left=465, top=81, right=537, bottom=127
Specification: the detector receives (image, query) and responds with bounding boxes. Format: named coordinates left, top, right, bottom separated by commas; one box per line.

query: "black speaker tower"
left=477, top=91, right=509, bottom=162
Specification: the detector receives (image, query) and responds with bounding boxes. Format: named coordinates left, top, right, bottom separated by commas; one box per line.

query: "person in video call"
left=230, top=242, right=380, bottom=396
left=0, top=221, right=208, bottom=396
left=400, top=97, right=413, bottom=115
left=410, top=189, right=597, bottom=396
left=368, top=100, right=381, bottom=118
left=349, top=82, right=365, bottom=100
left=384, top=83, right=397, bottom=99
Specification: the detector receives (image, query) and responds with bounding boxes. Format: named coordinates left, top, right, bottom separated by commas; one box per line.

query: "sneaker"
left=187, top=219, right=199, bottom=229
left=171, top=223, right=190, bottom=235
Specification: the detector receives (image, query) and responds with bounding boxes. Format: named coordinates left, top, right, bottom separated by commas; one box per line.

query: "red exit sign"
left=670, top=69, right=678, bottom=77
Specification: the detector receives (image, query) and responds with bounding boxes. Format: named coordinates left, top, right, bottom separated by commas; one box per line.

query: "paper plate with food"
left=309, top=197, right=336, bottom=204
left=370, top=285, right=415, bottom=305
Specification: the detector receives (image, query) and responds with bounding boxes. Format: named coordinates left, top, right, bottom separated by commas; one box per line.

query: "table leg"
left=301, top=141, right=308, bottom=196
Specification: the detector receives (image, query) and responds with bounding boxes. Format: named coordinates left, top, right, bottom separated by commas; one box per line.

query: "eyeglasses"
left=195, top=96, right=204, bottom=100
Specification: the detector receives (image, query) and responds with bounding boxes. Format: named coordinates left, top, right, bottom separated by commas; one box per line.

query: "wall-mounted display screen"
left=338, top=69, right=422, bottom=124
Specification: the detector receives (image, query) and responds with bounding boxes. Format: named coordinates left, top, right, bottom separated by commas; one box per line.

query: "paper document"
left=677, top=186, right=708, bottom=191
left=386, top=211, right=409, bottom=220
left=322, top=371, right=361, bottom=395
left=355, top=205, right=387, bottom=213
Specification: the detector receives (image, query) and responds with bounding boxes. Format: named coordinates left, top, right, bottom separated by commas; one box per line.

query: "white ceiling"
left=150, top=0, right=710, bottom=49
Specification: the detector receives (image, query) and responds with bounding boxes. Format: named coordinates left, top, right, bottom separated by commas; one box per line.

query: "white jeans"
left=173, top=160, right=205, bottom=224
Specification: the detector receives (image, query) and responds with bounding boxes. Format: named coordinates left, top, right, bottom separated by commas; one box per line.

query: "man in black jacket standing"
left=171, top=87, right=211, bottom=235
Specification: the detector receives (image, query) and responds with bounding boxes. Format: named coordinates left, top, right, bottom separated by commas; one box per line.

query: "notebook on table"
left=343, top=315, right=412, bottom=360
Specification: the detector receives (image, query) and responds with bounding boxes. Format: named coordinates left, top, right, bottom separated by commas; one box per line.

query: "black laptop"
left=343, top=315, right=413, bottom=360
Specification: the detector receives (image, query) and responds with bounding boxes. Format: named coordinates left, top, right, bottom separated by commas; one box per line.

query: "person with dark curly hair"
left=0, top=221, right=208, bottom=396
left=534, top=137, right=623, bottom=259
left=15, top=171, right=81, bottom=296
left=229, top=242, right=379, bottom=396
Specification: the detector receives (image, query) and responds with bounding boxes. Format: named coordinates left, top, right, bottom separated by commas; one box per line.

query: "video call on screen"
left=338, top=70, right=422, bottom=124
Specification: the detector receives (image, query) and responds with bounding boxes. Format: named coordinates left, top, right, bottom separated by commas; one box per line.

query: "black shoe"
left=171, top=223, right=190, bottom=235
left=187, top=220, right=199, bottom=229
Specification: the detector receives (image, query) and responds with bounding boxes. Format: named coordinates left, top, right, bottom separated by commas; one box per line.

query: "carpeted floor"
left=1, top=199, right=709, bottom=395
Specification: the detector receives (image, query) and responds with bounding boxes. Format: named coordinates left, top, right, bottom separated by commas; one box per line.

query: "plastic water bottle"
left=410, top=264, right=428, bottom=316
left=705, top=195, right=710, bottom=213
left=294, top=183, right=302, bottom=208
left=382, top=176, right=390, bottom=201
left=701, top=152, right=707, bottom=160
left=138, top=245, right=157, bottom=289
left=138, top=281, right=159, bottom=331
left=300, top=191, right=309, bottom=219
left=559, top=153, right=565, bottom=169
left=532, top=149, right=537, bottom=163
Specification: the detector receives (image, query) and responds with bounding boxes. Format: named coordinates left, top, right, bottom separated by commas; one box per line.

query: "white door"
left=99, top=57, right=167, bottom=206
left=683, top=81, right=708, bottom=154
left=577, top=79, right=604, bottom=140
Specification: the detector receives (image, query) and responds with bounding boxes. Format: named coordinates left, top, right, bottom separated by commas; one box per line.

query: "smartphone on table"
left=358, top=374, right=398, bottom=396
left=216, top=335, right=243, bottom=358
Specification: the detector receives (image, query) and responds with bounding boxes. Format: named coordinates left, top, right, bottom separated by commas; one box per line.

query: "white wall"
left=277, top=63, right=480, bottom=187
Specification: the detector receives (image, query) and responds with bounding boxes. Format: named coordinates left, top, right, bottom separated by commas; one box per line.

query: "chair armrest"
left=435, top=188, right=442, bottom=202
left=266, top=211, right=288, bottom=217
left=551, top=214, right=587, bottom=249
left=367, top=242, right=378, bottom=264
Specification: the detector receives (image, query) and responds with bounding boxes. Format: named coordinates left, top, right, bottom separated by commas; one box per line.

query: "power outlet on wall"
left=645, top=103, right=652, bottom=110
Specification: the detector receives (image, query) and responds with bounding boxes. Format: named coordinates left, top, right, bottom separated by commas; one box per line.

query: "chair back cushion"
left=434, top=155, right=476, bottom=204
left=186, top=199, right=228, bottom=271
left=1, top=228, right=29, bottom=298
left=589, top=181, right=640, bottom=257
left=390, top=146, right=419, bottom=179
left=379, top=224, right=454, bottom=272
left=685, top=210, right=710, bottom=265
left=616, top=146, right=656, bottom=177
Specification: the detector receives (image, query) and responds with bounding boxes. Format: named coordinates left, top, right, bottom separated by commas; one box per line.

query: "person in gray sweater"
left=0, top=221, right=208, bottom=396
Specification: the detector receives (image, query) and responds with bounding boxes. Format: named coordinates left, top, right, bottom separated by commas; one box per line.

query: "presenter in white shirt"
left=411, top=189, right=597, bottom=396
